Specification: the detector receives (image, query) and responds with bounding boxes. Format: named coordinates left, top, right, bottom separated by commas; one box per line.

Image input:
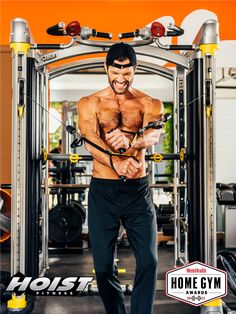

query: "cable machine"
left=8, top=17, right=220, bottom=312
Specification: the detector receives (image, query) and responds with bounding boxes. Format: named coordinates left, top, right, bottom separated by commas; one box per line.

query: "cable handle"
left=46, top=21, right=112, bottom=41
left=119, top=24, right=165, bottom=40
left=118, top=30, right=139, bottom=39
left=137, top=113, right=172, bottom=134
left=92, top=29, right=112, bottom=39
left=47, top=22, right=65, bottom=36
left=119, top=23, right=184, bottom=40
left=165, top=24, right=184, bottom=37
left=80, top=27, right=112, bottom=39
left=150, top=22, right=184, bottom=38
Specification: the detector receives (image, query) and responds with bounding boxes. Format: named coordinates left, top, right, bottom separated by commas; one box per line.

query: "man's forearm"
left=84, top=133, right=119, bottom=169
left=131, top=129, right=161, bottom=149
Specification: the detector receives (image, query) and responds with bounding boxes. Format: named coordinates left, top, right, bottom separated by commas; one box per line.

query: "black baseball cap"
left=106, top=42, right=137, bottom=68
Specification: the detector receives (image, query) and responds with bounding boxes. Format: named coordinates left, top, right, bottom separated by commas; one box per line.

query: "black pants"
left=88, top=177, right=158, bottom=314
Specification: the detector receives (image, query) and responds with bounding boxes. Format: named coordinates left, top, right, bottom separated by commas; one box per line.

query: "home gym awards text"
left=5, top=272, right=94, bottom=296
left=166, top=261, right=227, bottom=306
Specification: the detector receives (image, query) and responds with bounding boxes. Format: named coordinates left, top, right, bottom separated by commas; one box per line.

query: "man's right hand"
left=112, top=157, right=141, bottom=178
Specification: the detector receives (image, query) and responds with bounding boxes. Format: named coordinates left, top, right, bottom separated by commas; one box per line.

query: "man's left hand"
left=105, top=129, right=130, bottom=152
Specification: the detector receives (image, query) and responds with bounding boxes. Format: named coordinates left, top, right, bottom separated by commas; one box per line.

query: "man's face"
left=106, top=59, right=136, bottom=94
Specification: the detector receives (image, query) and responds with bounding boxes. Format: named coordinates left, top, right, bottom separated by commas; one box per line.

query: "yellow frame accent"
left=202, top=299, right=222, bottom=307
left=199, top=44, right=219, bottom=56
left=7, top=294, right=27, bottom=309
left=150, top=153, right=163, bottom=163
left=180, top=148, right=185, bottom=162
left=10, top=42, right=31, bottom=54
left=69, top=154, right=82, bottom=164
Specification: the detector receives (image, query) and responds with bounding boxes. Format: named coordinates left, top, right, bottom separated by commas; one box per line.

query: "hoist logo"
left=41, top=53, right=57, bottom=62
left=5, top=272, right=94, bottom=296
left=166, top=261, right=227, bottom=306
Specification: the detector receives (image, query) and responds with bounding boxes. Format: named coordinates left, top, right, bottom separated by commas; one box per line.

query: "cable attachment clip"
left=137, top=113, right=172, bottom=134
left=66, top=125, right=83, bottom=148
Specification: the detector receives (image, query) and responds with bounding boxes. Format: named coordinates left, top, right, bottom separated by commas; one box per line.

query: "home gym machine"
left=3, top=17, right=224, bottom=313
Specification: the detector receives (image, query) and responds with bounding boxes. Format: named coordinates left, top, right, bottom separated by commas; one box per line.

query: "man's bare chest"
left=97, top=100, right=144, bottom=132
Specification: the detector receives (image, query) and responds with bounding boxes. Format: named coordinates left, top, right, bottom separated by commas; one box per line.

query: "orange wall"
left=1, top=1, right=236, bottom=45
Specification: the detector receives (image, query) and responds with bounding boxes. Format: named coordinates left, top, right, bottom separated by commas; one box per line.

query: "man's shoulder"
left=78, top=94, right=100, bottom=105
left=77, top=93, right=102, bottom=114
left=132, top=88, right=162, bottom=105
left=132, top=91, right=163, bottom=114
left=78, top=88, right=110, bottom=106
left=138, top=94, right=162, bottom=107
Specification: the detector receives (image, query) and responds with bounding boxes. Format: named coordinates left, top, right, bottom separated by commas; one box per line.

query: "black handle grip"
left=93, top=30, right=112, bottom=39
left=166, top=25, right=184, bottom=37
left=168, top=45, right=195, bottom=51
left=119, top=32, right=135, bottom=39
left=47, top=23, right=65, bottom=36
left=66, top=125, right=76, bottom=134
left=36, top=44, right=61, bottom=49
left=166, top=30, right=184, bottom=37
left=71, top=138, right=82, bottom=148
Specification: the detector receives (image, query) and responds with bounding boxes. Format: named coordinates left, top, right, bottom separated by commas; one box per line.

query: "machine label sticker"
left=5, top=272, right=94, bottom=296
left=165, top=261, right=227, bottom=306
left=41, top=53, right=57, bottom=62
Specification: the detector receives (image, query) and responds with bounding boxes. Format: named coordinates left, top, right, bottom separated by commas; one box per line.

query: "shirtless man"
left=78, top=43, right=163, bottom=314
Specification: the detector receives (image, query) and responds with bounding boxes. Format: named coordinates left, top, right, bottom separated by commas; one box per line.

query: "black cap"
left=106, top=42, right=137, bottom=67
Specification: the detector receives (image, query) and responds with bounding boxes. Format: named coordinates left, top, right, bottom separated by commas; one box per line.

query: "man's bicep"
left=79, top=113, right=99, bottom=136
left=78, top=98, right=100, bottom=136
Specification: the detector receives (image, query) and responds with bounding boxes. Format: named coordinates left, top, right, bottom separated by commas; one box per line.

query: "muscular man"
left=78, top=43, right=163, bottom=314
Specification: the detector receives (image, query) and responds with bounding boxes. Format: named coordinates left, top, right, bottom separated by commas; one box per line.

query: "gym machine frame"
left=10, top=18, right=218, bottom=285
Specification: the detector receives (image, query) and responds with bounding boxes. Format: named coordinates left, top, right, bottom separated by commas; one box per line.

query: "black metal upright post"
left=25, top=57, right=41, bottom=278
left=177, top=67, right=187, bottom=259
left=187, top=58, right=206, bottom=262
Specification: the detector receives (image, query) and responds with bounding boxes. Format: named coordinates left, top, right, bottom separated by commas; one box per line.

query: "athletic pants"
left=88, top=177, right=158, bottom=314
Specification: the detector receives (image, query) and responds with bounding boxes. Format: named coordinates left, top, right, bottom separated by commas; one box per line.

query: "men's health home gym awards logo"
left=5, top=272, right=94, bottom=296
left=166, top=261, right=227, bottom=306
